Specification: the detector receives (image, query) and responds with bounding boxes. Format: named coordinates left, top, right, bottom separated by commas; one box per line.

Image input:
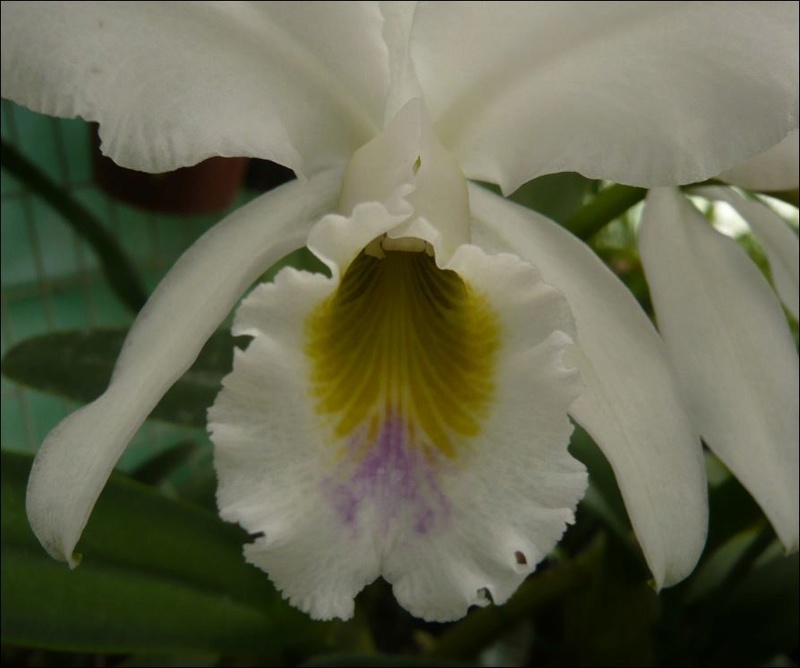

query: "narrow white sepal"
left=26, top=170, right=343, bottom=564
left=640, top=188, right=799, bottom=552
left=468, top=183, right=708, bottom=587
left=694, top=186, right=799, bottom=320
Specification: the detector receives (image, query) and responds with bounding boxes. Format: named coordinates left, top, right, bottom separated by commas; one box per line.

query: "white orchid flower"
left=640, top=133, right=800, bottom=555
left=2, top=1, right=797, bottom=622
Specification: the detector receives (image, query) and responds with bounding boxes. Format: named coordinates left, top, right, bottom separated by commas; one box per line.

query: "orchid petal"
left=379, top=1, right=423, bottom=124
left=386, top=245, right=585, bottom=621
left=695, top=186, right=799, bottom=320
left=211, top=202, right=584, bottom=620
left=640, top=188, right=799, bottom=551
left=0, top=1, right=388, bottom=175
left=26, top=169, right=344, bottom=565
left=467, top=183, right=707, bottom=587
left=211, top=200, right=409, bottom=620
left=411, top=2, right=799, bottom=193
left=719, top=130, right=800, bottom=192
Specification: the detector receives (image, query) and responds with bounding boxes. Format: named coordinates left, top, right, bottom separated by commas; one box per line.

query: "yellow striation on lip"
left=306, top=244, right=500, bottom=461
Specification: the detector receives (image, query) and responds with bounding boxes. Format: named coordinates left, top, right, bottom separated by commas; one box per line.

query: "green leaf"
left=0, top=139, right=147, bottom=313
left=569, top=425, right=632, bottom=541
left=131, top=441, right=201, bottom=486
left=427, top=537, right=603, bottom=661
left=684, top=525, right=769, bottom=605
left=301, top=654, right=477, bottom=667
left=509, top=172, right=596, bottom=224
left=698, top=552, right=799, bottom=667
left=116, top=652, right=219, bottom=667
left=557, top=540, right=657, bottom=667
left=705, top=474, right=767, bottom=554
left=0, top=450, right=330, bottom=654
left=1, top=329, right=245, bottom=428
left=564, top=184, right=647, bottom=240
left=132, top=442, right=218, bottom=512
left=261, top=246, right=330, bottom=283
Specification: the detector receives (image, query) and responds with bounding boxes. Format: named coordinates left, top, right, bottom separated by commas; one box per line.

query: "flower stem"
left=565, top=184, right=646, bottom=240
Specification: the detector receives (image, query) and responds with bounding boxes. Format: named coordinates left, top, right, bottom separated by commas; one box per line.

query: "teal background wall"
left=1, top=100, right=241, bottom=469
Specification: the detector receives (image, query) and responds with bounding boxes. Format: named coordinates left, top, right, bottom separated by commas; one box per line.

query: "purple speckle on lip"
left=329, top=412, right=450, bottom=535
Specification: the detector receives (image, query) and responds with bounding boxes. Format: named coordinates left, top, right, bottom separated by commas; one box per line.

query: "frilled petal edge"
left=467, top=183, right=708, bottom=587
left=640, top=188, right=799, bottom=552
left=211, top=196, right=586, bottom=621
left=26, top=169, right=344, bottom=565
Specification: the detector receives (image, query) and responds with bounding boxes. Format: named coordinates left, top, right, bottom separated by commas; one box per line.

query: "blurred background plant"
left=1, top=99, right=797, bottom=668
